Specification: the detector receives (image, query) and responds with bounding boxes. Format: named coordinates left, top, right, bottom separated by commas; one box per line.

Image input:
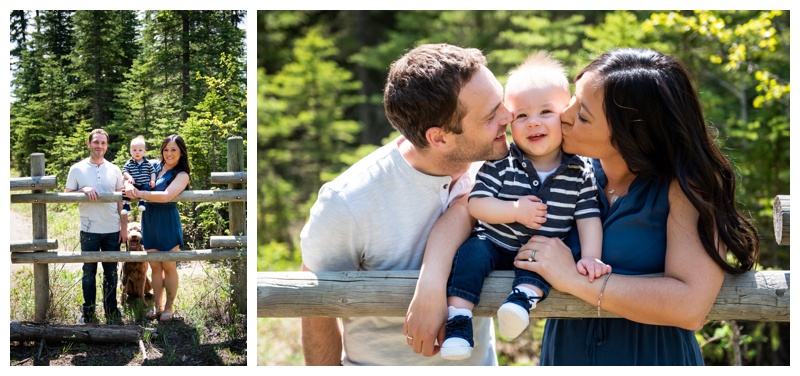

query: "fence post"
left=31, top=153, right=50, bottom=322
left=227, top=136, right=246, bottom=315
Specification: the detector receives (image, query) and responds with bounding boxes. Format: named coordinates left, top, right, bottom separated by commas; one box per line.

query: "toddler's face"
left=506, top=85, right=570, bottom=160
left=130, top=144, right=146, bottom=161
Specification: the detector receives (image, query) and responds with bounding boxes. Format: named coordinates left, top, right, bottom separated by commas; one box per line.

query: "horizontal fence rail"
left=210, top=171, right=247, bottom=184
left=10, top=239, right=59, bottom=252
left=10, top=189, right=247, bottom=204
left=12, top=249, right=244, bottom=264
left=209, top=236, right=247, bottom=248
left=10, top=176, right=57, bottom=191
left=258, top=270, right=789, bottom=322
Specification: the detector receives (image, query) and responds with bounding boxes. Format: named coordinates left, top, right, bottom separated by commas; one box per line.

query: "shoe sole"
left=440, top=346, right=472, bottom=360
left=497, top=304, right=530, bottom=339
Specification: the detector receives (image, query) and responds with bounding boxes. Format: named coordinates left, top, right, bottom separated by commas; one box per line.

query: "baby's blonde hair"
left=505, top=51, right=569, bottom=97
left=130, top=135, right=146, bottom=148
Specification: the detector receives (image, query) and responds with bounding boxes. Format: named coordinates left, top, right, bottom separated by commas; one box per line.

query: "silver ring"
left=528, top=250, right=536, bottom=262
left=405, top=333, right=414, bottom=340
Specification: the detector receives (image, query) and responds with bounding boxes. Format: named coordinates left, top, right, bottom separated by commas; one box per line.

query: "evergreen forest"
left=10, top=10, right=247, bottom=249
left=257, top=10, right=789, bottom=366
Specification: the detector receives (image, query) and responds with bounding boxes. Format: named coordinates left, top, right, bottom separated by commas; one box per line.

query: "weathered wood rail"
left=10, top=136, right=248, bottom=323
left=257, top=194, right=790, bottom=322
left=257, top=270, right=789, bottom=321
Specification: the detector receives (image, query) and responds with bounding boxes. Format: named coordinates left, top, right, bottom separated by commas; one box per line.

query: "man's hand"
left=149, top=181, right=155, bottom=188
left=402, top=285, right=447, bottom=357
left=119, top=230, right=128, bottom=244
left=514, top=195, right=547, bottom=229
left=82, top=186, right=99, bottom=201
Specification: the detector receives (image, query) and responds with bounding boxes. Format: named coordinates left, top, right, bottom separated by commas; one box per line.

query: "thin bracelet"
left=597, top=272, right=612, bottom=317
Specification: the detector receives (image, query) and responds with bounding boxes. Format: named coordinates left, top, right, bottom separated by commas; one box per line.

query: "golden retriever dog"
left=121, top=222, right=152, bottom=305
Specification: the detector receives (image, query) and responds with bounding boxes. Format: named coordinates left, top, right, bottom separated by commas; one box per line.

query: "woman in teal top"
left=124, top=134, right=191, bottom=322
left=514, top=48, right=759, bottom=365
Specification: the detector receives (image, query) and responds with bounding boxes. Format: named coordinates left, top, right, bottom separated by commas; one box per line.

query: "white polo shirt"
left=65, top=158, right=124, bottom=234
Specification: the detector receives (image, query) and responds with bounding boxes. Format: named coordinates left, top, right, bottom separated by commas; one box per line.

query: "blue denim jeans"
left=80, top=231, right=120, bottom=318
left=446, top=235, right=551, bottom=306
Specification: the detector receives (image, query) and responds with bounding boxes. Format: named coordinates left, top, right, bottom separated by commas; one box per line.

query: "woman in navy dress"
left=124, top=134, right=191, bottom=322
left=512, top=48, right=760, bottom=365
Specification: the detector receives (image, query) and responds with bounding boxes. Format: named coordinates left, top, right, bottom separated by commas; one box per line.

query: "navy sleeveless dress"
left=141, top=162, right=185, bottom=252
left=539, top=159, right=704, bottom=365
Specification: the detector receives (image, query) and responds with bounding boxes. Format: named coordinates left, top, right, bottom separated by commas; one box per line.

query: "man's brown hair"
left=383, top=44, right=487, bottom=148
left=88, top=128, right=109, bottom=143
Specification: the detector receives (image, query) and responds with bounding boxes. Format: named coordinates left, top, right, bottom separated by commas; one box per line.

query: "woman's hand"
left=123, top=185, right=139, bottom=199
left=515, top=235, right=583, bottom=294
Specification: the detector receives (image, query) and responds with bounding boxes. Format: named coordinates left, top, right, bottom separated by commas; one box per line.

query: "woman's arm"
left=127, top=172, right=189, bottom=203
left=516, top=180, right=725, bottom=330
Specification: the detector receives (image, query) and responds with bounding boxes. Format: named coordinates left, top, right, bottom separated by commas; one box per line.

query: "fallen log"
left=10, top=321, right=142, bottom=343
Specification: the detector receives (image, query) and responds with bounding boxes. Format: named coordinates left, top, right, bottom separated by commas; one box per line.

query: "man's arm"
left=403, top=194, right=474, bottom=357
left=301, top=262, right=343, bottom=366
left=298, top=186, right=361, bottom=365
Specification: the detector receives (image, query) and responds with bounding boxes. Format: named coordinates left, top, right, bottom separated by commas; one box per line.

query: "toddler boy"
left=121, top=135, right=155, bottom=214
left=440, top=52, right=609, bottom=360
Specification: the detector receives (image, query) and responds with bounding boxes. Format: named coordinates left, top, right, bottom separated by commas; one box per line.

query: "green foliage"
left=257, top=10, right=789, bottom=365
left=183, top=53, right=247, bottom=190
left=257, top=26, right=364, bottom=256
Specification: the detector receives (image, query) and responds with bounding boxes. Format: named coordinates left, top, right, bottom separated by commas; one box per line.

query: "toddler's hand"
left=514, top=195, right=547, bottom=229
left=576, top=257, right=612, bottom=282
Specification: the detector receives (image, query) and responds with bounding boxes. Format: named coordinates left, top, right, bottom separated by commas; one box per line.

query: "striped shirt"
left=122, top=157, right=155, bottom=187
left=470, top=143, right=600, bottom=251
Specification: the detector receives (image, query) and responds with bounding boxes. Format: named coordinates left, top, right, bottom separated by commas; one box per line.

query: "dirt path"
left=10, top=209, right=32, bottom=242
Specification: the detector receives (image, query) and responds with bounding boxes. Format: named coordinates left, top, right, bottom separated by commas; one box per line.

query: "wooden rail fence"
left=10, top=136, right=248, bottom=323
left=257, top=195, right=790, bottom=322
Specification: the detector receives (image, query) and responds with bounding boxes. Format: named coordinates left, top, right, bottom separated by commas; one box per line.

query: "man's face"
left=87, top=134, right=108, bottom=160
left=130, top=144, right=146, bottom=161
left=448, top=65, right=512, bottom=163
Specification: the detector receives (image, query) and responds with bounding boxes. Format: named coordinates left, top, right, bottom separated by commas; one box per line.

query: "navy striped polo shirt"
left=470, top=143, right=600, bottom=251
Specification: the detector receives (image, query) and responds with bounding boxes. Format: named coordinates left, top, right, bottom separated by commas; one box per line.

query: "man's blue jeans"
left=80, top=231, right=120, bottom=318
left=446, top=236, right=551, bottom=306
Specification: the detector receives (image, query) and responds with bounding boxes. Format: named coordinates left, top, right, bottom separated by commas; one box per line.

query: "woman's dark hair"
left=576, top=48, right=758, bottom=274
left=160, top=134, right=191, bottom=187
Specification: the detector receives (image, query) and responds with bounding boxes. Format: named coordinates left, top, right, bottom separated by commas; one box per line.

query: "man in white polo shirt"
left=65, top=128, right=128, bottom=324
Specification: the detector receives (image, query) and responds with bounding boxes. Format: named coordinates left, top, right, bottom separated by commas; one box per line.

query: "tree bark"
left=11, top=322, right=143, bottom=343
